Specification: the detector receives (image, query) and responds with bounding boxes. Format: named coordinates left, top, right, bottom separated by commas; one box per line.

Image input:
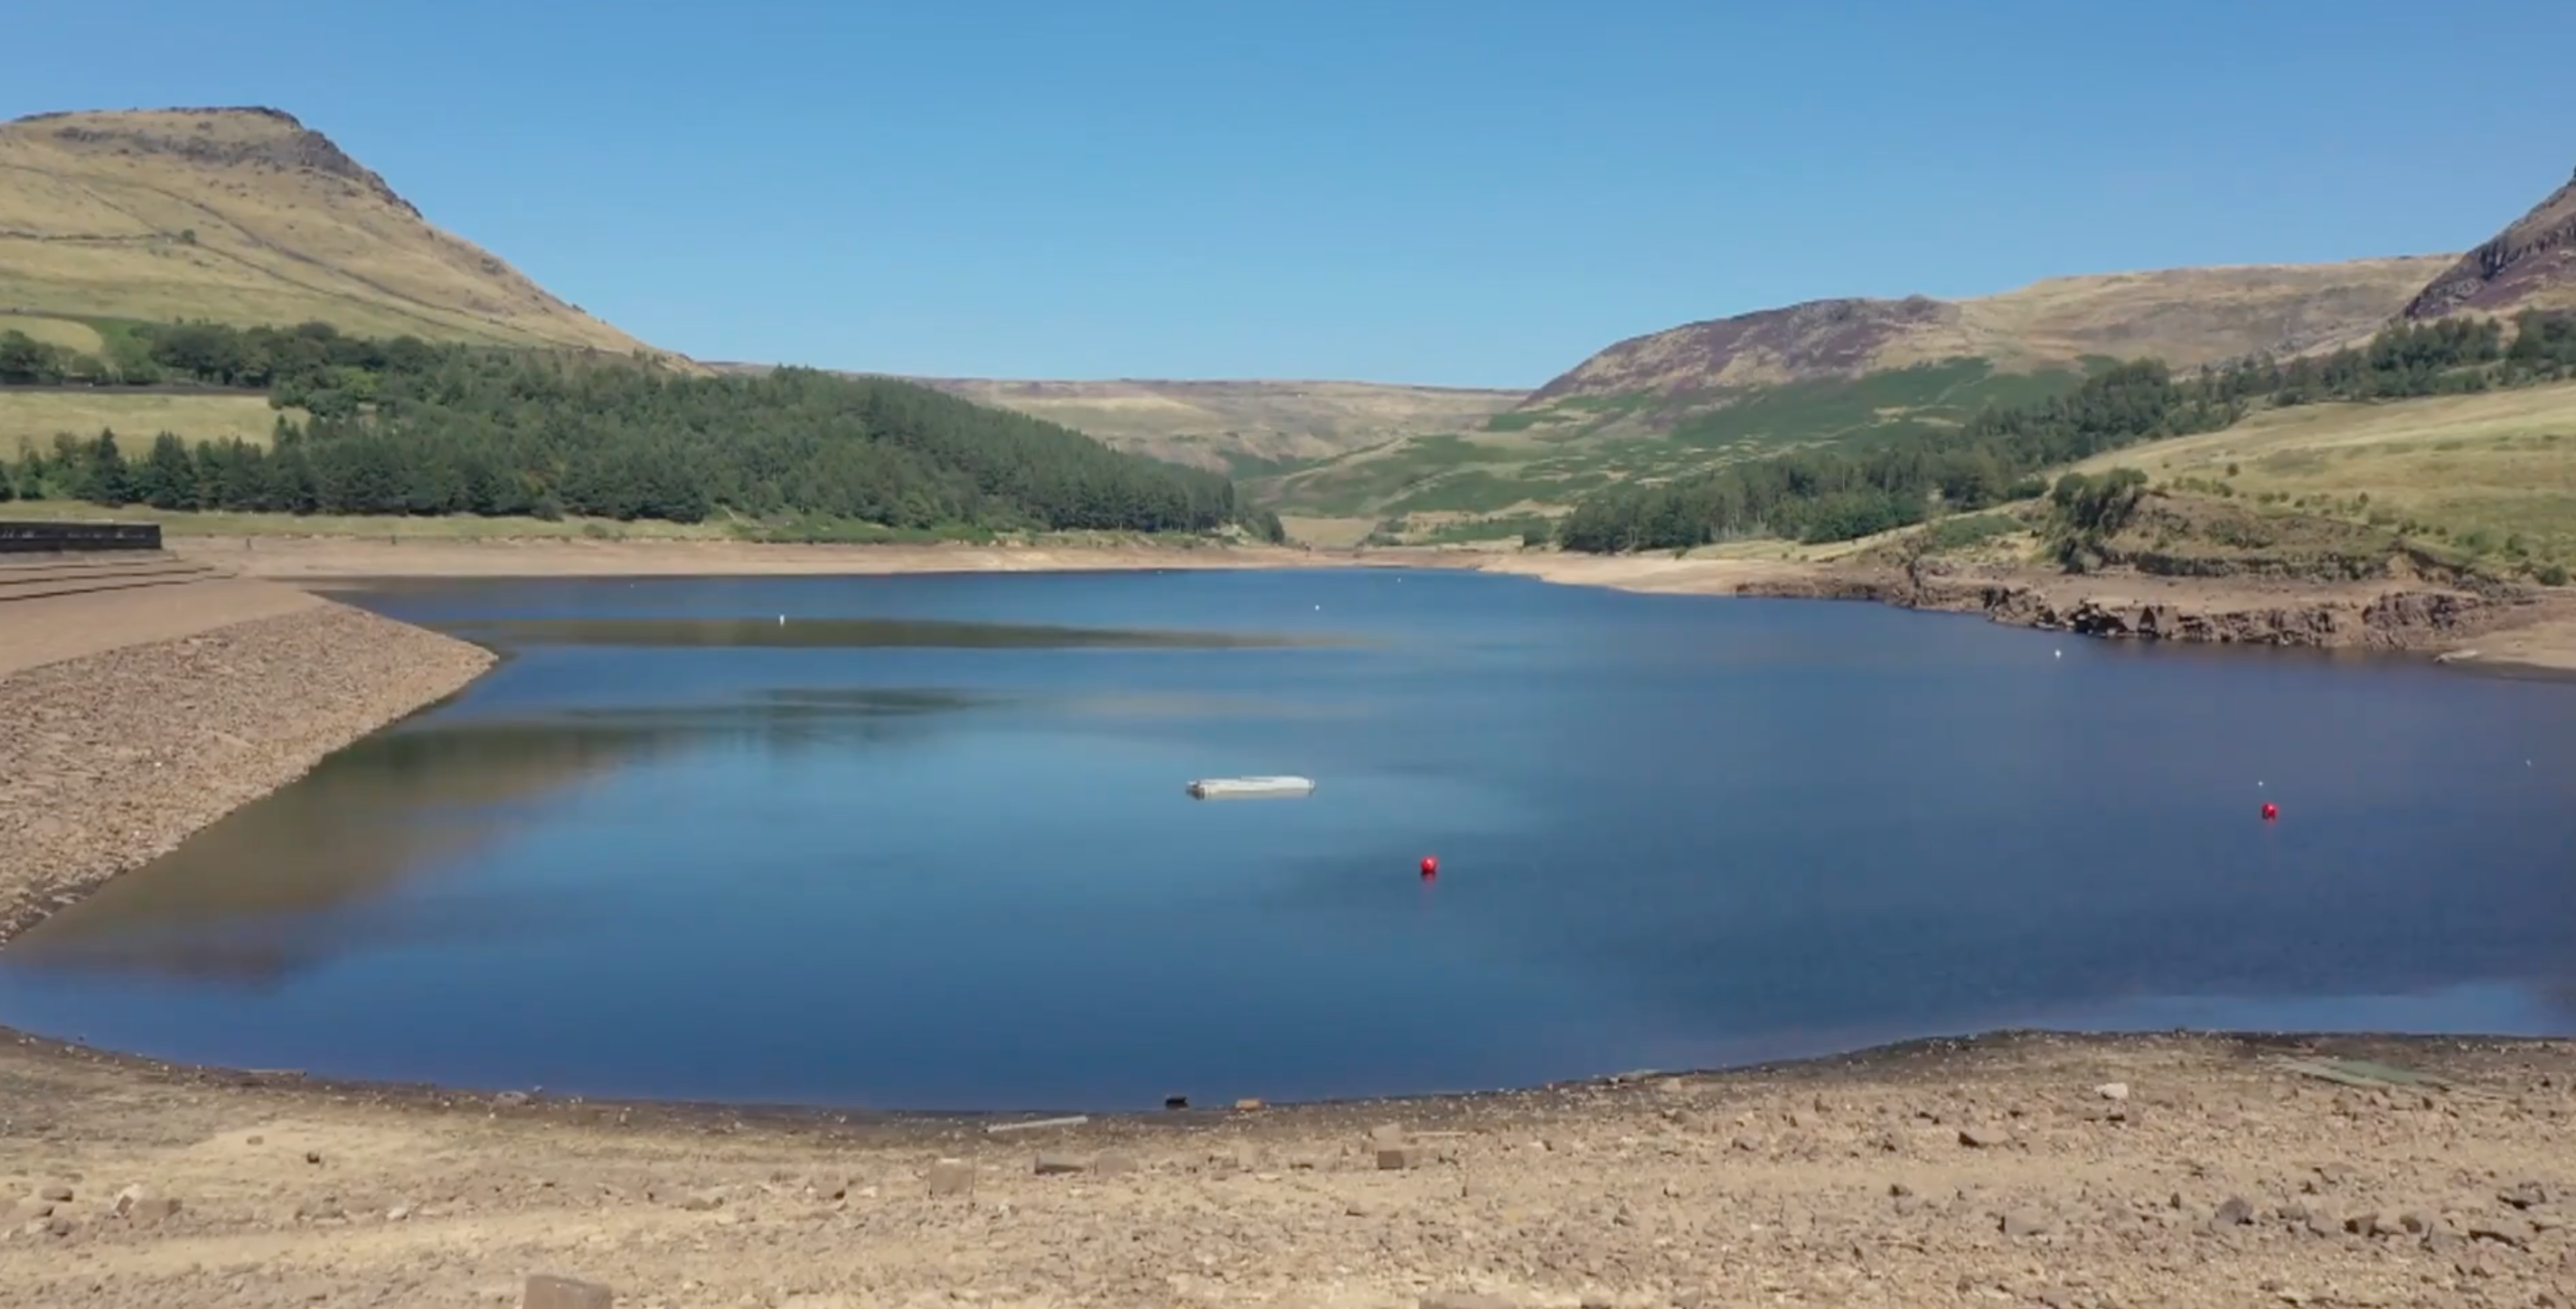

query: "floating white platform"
left=1185, top=775, right=1316, bottom=800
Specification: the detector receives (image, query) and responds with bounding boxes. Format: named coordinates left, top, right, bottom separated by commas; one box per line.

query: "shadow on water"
left=5, top=687, right=996, bottom=986
left=445, top=617, right=1346, bottom=650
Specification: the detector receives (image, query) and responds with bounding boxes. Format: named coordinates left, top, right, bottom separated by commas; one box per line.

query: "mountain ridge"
left=0, top=106, right=663, bottom=356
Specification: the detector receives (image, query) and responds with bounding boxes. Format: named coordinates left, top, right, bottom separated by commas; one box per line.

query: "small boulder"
left=678, top=1189, right=725, bottom=1211
left=2468, top=1216, right=2534, bottom=1248
left=2000, top=1209, right=2060, bottom=1238
left=522, top=1274, right=615, bottom=1309
left=2095, top=1082, right=2131, bottom=1101
left=2501, top=1182, right=2550, bottom=1210
left=1032, top=1154, right=1086, bottom=1176
left=35, top=1185, right=71, bottom=1204
left=1421, top=1293, right=1515, bottom=1309
left=2212, top=1197, right=2254, bottom=1228
left=1377, top=1146, right=1424, bottom=1171
left=1956, top=1126, right=2010, bottom=1149
left=493, top=1091, right=533, bottom=1109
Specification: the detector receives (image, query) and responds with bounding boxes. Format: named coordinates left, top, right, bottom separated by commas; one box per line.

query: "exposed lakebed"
left=5, top=568, right=2575, bottom=1110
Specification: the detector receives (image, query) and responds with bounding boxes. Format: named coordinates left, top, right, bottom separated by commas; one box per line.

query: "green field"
left=0, top=389, right=298, bottom=450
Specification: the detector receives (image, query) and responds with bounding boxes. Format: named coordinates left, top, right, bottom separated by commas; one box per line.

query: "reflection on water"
left=4, top=568, right=2576, bottom=1109
left=447, top=616, right=1340, bottom=650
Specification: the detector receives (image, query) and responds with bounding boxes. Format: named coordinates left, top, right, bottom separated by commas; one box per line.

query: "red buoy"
left=2261, top=802, right=2279, bottom=822
left=1419, top=855, right=1439, bottom=877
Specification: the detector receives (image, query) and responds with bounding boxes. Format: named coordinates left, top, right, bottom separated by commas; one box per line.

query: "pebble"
left=36, top=1185, right=72, bottom=1203
left=1956, top=1126, right=2010, bottom=1149
left=679, top=1189, right=726, bottom=1211
left=2501, top=1181, right=2550, bottom=1210
left=2095, top=1081, right=2131, bottom=1101
left=2212, top=1196, right=2254, bottom=1227
left=1377, top=1146, right=1423, bottom=1171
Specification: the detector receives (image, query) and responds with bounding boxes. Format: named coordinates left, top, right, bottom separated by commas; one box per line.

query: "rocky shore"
left=0, top=599, right=494, bottom=947
left=5, top=1030, right=2574, bottom=1307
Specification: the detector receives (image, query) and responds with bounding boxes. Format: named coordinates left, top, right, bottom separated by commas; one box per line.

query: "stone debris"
left=522, top=1274, right=615, bottom=1309
left=922, top=1162, right=974, bottom=1196
left=1377, top=1146, right=1424, bottom=1171
left=1956, top=1126, right=2011, bottom=1149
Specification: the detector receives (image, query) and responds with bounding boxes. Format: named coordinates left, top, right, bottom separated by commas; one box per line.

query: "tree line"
left=0, top=322, right=1285, bottom=541
left=1555, top=310, right=2576, bottom=553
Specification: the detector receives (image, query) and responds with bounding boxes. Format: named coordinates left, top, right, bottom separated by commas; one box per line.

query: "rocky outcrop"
left=1731, top=565, right=2526, bottom=654
left=42, top=110, right=422, bottom=217
left=2401, top=169, right=2576, bottom=319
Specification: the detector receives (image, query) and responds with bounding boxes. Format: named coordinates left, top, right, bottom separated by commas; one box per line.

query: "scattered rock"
left=385, top=1204, right=411, bottom=1222
left=1233, top=1098, right=1264, bottom=1111
left=35, top=1185, right=71, bottom=1204
left=42, top=1216, right=71, bottom=1238
left=2096, top=1082, right=2131, bottom=1101
left=2000, top=1208, right=2060, bottom=1238
left=1956, top=1126, right=2010, bottom=1149
left=2501, top=1182, right=2551, bottom=1210
left=924, top=1163, right=973, bottom=1197
left=245, top=1135, right=264, bottom=1146
left=294, top=1197, right=346, bottom=1222
left=304, top=1151, right=322, bottom=1166
left=1033, top=1154, right=1086, bottom=1176
left=1091, top=1152, right=1141, bottom=1176
left=679, top=1189, right=726, bottom=1211
left=522, top=1274, right=615, bottom=1309
left=493, top=1090, right=533, bottom=1109
left=2469, top=1216, right=2535, bottom=1248
left=2213, top=1196, right=2254, bottom=1227
left=1421, top=1293, right=1515, bottom=1309
left=1377, top=1146, right=1423, bottom=1171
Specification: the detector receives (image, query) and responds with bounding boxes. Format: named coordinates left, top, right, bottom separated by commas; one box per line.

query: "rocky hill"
left=0, top=107, right=662, bottom=355
left=1527, top=257, right=2453, bottom=416
left=2402, top=167, right=2576, bottom=320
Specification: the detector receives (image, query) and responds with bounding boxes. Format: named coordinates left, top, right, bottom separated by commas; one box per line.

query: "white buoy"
left=2054, top=649, right=2063, bottom=658
left=778, top=615, right=786, bottom=626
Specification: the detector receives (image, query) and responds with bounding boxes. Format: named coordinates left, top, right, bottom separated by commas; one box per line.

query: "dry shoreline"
left=9, top=540, right=2576, bottom=1304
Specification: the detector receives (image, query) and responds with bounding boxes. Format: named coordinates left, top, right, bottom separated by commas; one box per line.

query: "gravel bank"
left=4, top=1031, right=2573, bottom=1307
left=0, top=600, right=494, bottom=946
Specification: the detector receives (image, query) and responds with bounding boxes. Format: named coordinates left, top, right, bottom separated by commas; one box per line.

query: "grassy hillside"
left=1252, top=259, right=2453, bottom=536
left=2071, top=379, right=2576, bottom=569
left=0, top=389, right=291, bottom=450
left=710, top=367, right=1521, bottom=474
left=0, top=107, right=663, bottom=355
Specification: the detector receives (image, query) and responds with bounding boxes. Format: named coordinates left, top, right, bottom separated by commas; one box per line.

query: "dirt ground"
left=5, top=1032, right=2573, bottom=1309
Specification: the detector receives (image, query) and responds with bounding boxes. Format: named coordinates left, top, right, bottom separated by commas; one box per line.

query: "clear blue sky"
left=12, top=0, right=2573, bottom=387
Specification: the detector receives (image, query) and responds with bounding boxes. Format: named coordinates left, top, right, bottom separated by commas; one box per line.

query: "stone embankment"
left=1741, top=567, right=2536, bottom=654
left=0, top=592, right=493, bottom=946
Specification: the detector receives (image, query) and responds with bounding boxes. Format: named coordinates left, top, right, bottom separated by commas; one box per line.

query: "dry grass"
left=0, top=390, right=296, bottom=448
left=1539, top=256, right=2453, bottom=404
left=0, top=312, right=105, bottom=353
left=0, top=108, right=669, bottom=357
left=2075, top=381, right=2576, bottom=562
left=906, top=377, right=1522, bottom=470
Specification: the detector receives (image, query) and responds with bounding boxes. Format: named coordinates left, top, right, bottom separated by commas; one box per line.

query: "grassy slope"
left=0, top=389, right=296, bottom=450
left=710, top=367, right=1523, bottom=474
left=2070, top=380, right=2576, bottom=567
left=1264, top=258, right=2458, bottom=539
left=0, top=108, right=663, bottom=354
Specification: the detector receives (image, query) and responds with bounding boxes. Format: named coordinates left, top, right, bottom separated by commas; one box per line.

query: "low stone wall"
left=0, top=601, right=494, bottom=946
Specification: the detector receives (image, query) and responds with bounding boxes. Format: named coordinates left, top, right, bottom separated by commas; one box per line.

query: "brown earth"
left=6, top=1031, right=2576, bottom=1308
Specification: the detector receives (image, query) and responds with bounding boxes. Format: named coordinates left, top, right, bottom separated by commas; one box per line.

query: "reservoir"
left=4, top=567, right=2574, bottom=1110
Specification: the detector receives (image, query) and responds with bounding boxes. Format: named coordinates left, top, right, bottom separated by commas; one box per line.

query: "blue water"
left=5, top=567, right=2574, bottom=1110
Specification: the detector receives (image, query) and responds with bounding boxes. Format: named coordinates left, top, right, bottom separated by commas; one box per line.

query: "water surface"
left=5, top=568, right=2574, bottom=1109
